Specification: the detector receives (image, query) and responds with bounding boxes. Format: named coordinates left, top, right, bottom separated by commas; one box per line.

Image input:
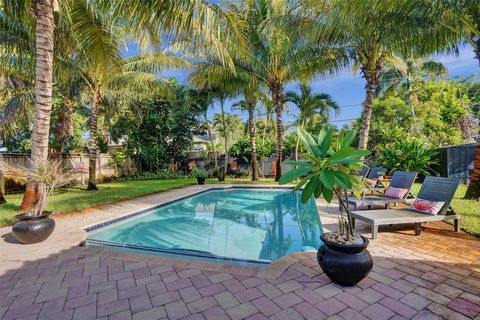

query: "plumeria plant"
left=279, top=125, right=371, bottom=244
left=1, top=159, right=78, bottom=216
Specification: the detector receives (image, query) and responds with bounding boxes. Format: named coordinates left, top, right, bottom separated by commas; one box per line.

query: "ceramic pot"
left=12, top=212, right=55, bottom=244
left=317, top=233, right=373, bottom=286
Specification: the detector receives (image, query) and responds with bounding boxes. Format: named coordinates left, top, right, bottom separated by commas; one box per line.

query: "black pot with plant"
left=193, top=168, right=208, bottom=185
left=1, top=159, right=77, bottom=244
left=280, top=125, right=373, bottom=286
left=12, top=211, right=55, bottom=244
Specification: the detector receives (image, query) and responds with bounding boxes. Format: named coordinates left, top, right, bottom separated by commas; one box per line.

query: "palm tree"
left=377, top=58, right=448, bottom=114
left=212, top=112, right=244, bottom=174
left=210, top=0, right=346, bottom=181
left=285, top=84, right=339, bottom=161
left=2, top=0, right=245, bottom=210
left=394, top=0, right=479, bottom=199
left=2, top=0, right=56, bottom=209
left=304, top=0, right=456, bottom=151
left=233, top=98, right=260, bottom=180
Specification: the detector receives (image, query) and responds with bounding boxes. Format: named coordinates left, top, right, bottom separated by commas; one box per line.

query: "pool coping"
left=82, top=185, right=322, bottom=269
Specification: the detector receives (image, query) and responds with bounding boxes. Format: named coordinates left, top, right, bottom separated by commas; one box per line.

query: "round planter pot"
left=12, top=212, right=55, bottom=244
left=317, top=233, right=373, bottom=286
left=196, top=177, right=206, bottom=185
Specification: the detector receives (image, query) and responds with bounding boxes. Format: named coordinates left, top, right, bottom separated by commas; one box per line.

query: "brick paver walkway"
left=1, top=185, right=479, bottom=320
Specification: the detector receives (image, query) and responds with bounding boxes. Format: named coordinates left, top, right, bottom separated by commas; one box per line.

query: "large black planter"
left=196, top=177, right=206, bottom=185
left=317, top=233, right=373, bottom=286
left=12, top=212, right=55, bottom=244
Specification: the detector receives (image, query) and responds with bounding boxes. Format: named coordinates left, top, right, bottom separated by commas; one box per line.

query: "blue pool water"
left=86, top=188, right=322, bottom=264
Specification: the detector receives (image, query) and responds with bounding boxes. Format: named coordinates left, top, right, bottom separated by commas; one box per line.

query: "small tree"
left=279, top=126, right=370, bottom=242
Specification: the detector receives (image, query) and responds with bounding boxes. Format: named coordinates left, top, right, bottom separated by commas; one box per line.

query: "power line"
left=329, top=118, right=358, bottom=123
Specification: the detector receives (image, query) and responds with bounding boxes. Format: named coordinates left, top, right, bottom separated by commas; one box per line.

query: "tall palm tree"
left=193, top=0, right=346, bottom=181
left=377, top=58, right=448, bottom=112
left=394, top=0, right=479, bottom=199
left=233, top=98, right=260, bottom=180
left=2, top=0, right=245, bottom=210
left=212, top=112, right=244, bottom=166
left=304, top=0, right=456, bottom=151
left=2, top=0, right=56, bottom=209
left=285, top=84, right=339, bottom=161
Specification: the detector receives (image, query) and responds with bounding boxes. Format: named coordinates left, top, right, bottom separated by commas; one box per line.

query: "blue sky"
left=124, top=44, right=479, bottom=126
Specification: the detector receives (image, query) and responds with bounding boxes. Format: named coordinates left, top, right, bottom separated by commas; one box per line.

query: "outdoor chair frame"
left=346, top=171, right=418, bottom=211
left=349, top=176, right=461, bottom=239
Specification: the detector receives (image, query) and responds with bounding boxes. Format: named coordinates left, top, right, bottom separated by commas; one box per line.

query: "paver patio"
left=1, top=185, right=479, bottom=320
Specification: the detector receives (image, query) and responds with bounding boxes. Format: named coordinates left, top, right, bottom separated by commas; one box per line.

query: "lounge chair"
left=357, top=165, right=370, bottom=178
left=350, top=176, right=461, bottom=239
left=364, top=167, right=387, bottom=193
left=346, top=171, right=418, bottom=211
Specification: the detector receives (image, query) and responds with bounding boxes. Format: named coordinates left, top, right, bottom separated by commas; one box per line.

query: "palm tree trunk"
left=248, top=101, right=259, bottom=181
left=87, top=90, right=101, bottom=191
left=295, top=120, right=305, bottom=162
left=204, top=112, right=219, bottom=177
left=20, top=0, right=56, bottom=211
left=271, top=82, right=284, bottom=181
left=358, top=67, right=380, bottom=150
left=0, top=153, right=5, bottom=204
left=220, top=98, right=228, bottom=175
left=59, top=95, right=74, bottom=152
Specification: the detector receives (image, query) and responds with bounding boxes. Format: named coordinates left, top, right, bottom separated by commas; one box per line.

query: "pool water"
left=86, top=188, right=323, bottom=264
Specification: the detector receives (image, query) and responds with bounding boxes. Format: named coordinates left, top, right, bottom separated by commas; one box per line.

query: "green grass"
left=0, top=178, right=197, bottom=226
left=1, top=178, right=478, bottom=237
left=411, top=183, right=480, bottom=236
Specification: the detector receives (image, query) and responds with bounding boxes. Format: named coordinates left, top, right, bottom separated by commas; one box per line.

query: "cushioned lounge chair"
left=366, top=167, right=386, bottom=179
left=350, top=176, right=461, bottom=239
left=346, top=171, right=418, bottom=211
left=357, top=165, right=370, bottom=178
left=363, top=167, right=388, bottom=193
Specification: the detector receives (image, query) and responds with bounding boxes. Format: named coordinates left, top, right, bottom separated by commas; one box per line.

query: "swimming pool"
left=85, top=187, right=323, bottom=265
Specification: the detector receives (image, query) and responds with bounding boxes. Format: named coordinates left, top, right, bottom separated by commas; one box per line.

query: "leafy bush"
left=374, top=139, right=438, bottom=176
left=229, top=136, right=275, bottom=159
left=115, top=170, right=192, bottom=181
left=279, top=125, right=370, bottom=239
left=193, top=168, right=208, bottom=178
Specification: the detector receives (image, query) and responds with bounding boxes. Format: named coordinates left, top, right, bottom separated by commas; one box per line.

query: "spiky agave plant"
left=1, top=159, right=78, bottom=215
left=279, top=125, right=371, bottom=242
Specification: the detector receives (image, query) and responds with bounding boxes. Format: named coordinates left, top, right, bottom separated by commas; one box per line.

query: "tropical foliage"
left=374, top=140, right=439, bottom=176
left=279, top=126, right=370, bottom=238
left=1, top=0, right=480, bottom=205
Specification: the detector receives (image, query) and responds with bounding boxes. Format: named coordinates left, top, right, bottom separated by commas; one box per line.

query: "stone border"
left=39, top=184, right=319, bottom=278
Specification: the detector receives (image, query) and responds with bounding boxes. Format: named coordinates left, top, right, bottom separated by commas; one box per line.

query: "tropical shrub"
left=193, top=168, right=208, bottom=178
left=229, top=136, right=275, bottom=159
left=279, top=125, right=370, bottom=241
left=115, top=170, right=192, bottom=181
left=374, top=139, right=438, bottom=176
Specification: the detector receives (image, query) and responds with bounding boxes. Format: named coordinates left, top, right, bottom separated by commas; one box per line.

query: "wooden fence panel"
left=0, top=153, right=139, bottom=193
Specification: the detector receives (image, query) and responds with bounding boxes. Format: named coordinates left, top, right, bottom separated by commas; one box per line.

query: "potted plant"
left=279, top=125, right=373, bottom=286
left=194, top=168, right=208, bottom=185
left=1, top=159, right=77, bottom=244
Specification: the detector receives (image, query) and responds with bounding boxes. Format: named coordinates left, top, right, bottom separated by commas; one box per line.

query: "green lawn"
left=0, top=178, right=197, bottom=226
left=1, top=178, right=478, bottom=237
left=411, top=183, right=480, bottom=237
